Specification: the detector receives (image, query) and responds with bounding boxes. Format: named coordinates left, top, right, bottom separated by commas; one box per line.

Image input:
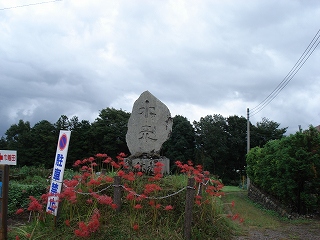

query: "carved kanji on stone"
left=126, top=91, right=173, bottom=157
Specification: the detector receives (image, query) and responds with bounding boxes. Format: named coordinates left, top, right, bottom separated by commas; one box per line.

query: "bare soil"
left=234, top=219, right=320, bottom=240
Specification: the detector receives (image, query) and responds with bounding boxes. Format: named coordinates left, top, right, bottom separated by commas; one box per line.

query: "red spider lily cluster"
left=74, top=209, right=101, bottom=237
left=14, top=153, right=242, bottom=239
left=175, top=160, right=225, bottom=201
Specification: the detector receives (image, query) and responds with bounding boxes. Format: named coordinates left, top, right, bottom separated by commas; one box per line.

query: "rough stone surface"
left=126, top=90, right=173, bottom=157
left=125, top=157, right=170, bottom=174
left=248, top=184, right=292, bottom=218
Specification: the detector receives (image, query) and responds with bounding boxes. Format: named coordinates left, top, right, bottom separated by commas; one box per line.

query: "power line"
left=250, top=28, right=320, bottom=117
left=0, top=0, right=62, bottom=11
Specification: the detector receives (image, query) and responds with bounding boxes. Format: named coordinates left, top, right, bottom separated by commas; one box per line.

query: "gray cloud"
left=0, top=0, right=320, bottom=138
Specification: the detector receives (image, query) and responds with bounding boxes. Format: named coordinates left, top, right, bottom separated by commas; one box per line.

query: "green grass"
left=224, top=191, right=282, bottom=229
left=223, top=190, right=316, bottom=232
left=222, top=185, right=246, bottom=192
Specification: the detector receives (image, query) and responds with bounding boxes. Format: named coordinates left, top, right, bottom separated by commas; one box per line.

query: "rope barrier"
left=61, top=176, right=214, bottom=199
left=62, top=180, right=190, bottom=199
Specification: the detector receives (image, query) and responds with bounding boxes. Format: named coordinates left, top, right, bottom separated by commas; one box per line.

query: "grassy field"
left=223, top=189, right=281, bottom=229
left=222, top=186, right=318, bottom=238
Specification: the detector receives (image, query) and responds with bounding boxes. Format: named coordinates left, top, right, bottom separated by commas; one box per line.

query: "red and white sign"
left=0, top=150, right=17, bottom=165
left=46, top=130, right=71, bottom=216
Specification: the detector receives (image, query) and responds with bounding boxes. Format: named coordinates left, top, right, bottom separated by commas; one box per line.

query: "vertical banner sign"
left=46, top=130, right=71, bottom=216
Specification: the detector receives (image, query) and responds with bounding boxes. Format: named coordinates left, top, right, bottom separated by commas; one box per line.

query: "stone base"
left=125, top=157, right=170, bottom=175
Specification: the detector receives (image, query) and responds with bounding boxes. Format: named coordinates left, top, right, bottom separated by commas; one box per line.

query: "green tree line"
left=0, top=107, right=287, bottom=184
left=246, top=126, right=320, bottom=214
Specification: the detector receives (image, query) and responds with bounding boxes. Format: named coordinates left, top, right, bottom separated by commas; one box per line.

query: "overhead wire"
left=0, top=0, right=62, bottom=11
left=250, top=28, right=320, bottom=117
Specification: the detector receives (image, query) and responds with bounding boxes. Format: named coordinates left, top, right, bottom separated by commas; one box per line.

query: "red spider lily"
left=87, top=210, right=100, bottom=232
left=196, top=164, right=203, bottom=171
left=164, top=205, right=174, bottom=211
left=137, top=171, right=143, bottom=177
left=194, top=175, right=203, bottom=183
left=148, top=173, right=163, bottom=181
left=136, top=194, right=147, bottom=201
left=117, top=170, right=125, bottom=177
left=155, top=203, right=161, bottom=209
left=73, top=159, right=82, bottom=167
left=240, top=218, right=244, bottom=223
left=123, top=172, right=135, bottom=181
left=95, top=153, right=108, bottom=158
left=133, top=223, right=139, bottom=231
left=134, top=204, right=143, bottom=209
left=103, top=156, right=113, bottom=164
left=74, top=210, right=100, bottom=237
left=103, top=175, right=114, bottom=182
left=117, top=152, right=127, bottom=159
left=111, top=203, right=118, bottom=209
left=81, top=165, right=89, bottom=171
left=74, top=221, right=89, bottom=237
left=26, top=233, right=31, bottom=239
left=126, top=192, right=136, bottom=201
left=144, top=183, right=162, bottom=195
left=187, top=160, right=193, bottom=166
left=153, top=162, right=164, bottom=176
left=231, top=201, right=235, bottom=208
left=91, top=162, right=98, bottom=167
left=195, top=195, right=202, bottom=205
left=65, top=219, right=70, bottom=227
left=15, top=208, right=24, bottom=215
left=16, top=236, right=20, bottom=240
left=111, top=161, right=120, bottom=168
left=148, top=200, right=155, bottom=206
left=90, top=192, right=99, bottom=199
left=134, top=164, right=141, bottom=169
left=64, top=179, right=79, bottom=188
left=28, top=196, right=43, bottom=212
left=232, top=213, right=239, bottom=220
left=87, top=199, right=93, bottom=204
left=96, top=195, right=113, bottom=205
left=195, top=195, right=202, bottom=200
left=61, top=187, right=77, bottom=203
left=88, top=178, right=102, bottom=186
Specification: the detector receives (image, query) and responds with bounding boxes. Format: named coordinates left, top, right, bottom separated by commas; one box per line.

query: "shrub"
left=247, top=126, right=320, bottom=214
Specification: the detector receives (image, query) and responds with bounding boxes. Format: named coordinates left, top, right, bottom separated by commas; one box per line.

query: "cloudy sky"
left=1, top=0, right=320, bottom=138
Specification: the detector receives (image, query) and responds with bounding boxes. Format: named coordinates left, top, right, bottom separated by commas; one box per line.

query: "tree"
left=5, top=120, right=32, bottom=166
left=162, top=115, right=196, bottom=166
left=0, top=137, right=7, bottom=149
left=67, top=117, right=93, bottom=168
left=54, top=115, right=70, bottom=132
left=193, top=115, right=228, bottom=177
left=251, top=117, right=287, bottom=147
left=225, top=115, right=248, bottom=182
left=29, top=120, right=56, bottom=167
left=91, top=108, right=130, bottom=158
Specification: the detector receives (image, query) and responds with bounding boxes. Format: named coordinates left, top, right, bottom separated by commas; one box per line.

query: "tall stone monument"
left=125, top=91, right=173, bottom=174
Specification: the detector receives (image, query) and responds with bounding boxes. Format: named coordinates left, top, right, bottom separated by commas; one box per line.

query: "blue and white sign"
left=46, top=130, right=71, bottom=216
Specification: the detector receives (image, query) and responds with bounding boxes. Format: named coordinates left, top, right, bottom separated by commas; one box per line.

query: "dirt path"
left=224, top=190, right=320, bottom=240
left=234, top=216, right=320, bottom=240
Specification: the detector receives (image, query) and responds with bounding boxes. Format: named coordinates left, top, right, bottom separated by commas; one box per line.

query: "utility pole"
left=246, top=108, right=250, bottom=189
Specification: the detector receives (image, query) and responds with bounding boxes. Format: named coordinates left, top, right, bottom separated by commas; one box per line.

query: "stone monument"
left=125, top=91, right=173, bottom=174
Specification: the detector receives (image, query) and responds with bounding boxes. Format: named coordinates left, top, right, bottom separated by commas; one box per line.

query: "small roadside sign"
left=0, top=150, right=17, bottom=165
